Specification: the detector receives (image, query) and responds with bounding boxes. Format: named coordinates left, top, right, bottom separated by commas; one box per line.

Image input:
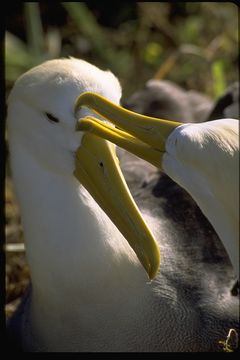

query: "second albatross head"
left=74, top=92, right=239, bottom=277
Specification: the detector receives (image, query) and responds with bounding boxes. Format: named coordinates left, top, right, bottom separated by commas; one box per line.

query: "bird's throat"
left=10, top=146, right=143, bottom=293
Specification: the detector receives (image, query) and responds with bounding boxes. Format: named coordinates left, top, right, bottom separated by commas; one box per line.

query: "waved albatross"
left=7, top=58, right=239, bottom=352
left=75, top=92, right=239, bottom=280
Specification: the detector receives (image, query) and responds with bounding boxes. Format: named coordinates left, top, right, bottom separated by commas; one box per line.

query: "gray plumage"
left=123, top=79, right=214, bottom=123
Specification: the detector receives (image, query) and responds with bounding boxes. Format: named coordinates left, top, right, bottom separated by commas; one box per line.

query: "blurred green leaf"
left=212, top=60, right=226, bottom=99
left=143, top=42, right=162, bottom=65
left=24, top=3, right=45, bottom=60
left=62, top=2, right=107, bottom=58
left=5, top=32, right=33, bottom=82
left=180, top=17, right=202, bottom=43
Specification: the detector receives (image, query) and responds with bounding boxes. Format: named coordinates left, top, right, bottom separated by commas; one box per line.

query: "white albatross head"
left=7, top=58, right=160, bottom=280
left=7, top=58, right=121, bottom=176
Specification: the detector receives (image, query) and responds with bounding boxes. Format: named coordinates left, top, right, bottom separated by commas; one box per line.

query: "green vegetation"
left=6, top=2, right=238, bottom=100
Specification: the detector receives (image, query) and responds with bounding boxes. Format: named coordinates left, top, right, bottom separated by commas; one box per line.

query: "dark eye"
left=45, top=112, right=60, bottom=123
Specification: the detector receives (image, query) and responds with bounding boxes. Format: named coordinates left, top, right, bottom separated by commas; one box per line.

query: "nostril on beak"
left=122, top=102, right=132, bottom=110
left=122, top=101, right=142, bottom=114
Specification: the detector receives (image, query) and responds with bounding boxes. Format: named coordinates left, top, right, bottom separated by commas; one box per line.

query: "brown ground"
left=5, top=177, right=30, bottom=320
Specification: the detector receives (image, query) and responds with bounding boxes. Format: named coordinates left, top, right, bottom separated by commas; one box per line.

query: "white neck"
left=10, top=142, right=151, bottom=350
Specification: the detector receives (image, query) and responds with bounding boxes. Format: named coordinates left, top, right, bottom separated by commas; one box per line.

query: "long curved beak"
left=74, top=132, right=160, bottom=280
left=74, top=92, right=183, bottom=170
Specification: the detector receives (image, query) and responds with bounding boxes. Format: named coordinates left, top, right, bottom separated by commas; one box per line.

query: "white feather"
left=163, top=119, right=239, bottom=275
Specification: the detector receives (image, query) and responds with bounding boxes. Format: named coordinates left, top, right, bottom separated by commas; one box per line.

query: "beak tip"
left=148, top=264, right=160, bottom=280
left=143, top=251, right=160, bottom=280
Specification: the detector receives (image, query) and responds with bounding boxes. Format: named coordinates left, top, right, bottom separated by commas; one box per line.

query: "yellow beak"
left=74, top=92, right=183, bottom=170
left=74, top=132, right=160, bottom=279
